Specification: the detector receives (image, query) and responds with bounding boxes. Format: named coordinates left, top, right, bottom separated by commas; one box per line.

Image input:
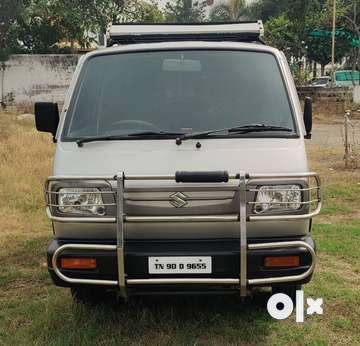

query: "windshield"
left=63, top=50, right=295, bottom=140
left=313, top=78, right=329, bottom=85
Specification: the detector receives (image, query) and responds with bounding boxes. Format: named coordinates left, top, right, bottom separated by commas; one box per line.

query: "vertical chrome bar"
left=239, top=171, right=247, bottom=297
left=116, top=172, right=127, bottom=298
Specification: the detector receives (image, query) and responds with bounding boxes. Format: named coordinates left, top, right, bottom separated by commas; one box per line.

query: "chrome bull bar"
left=46, top=171, right=321, bottom=297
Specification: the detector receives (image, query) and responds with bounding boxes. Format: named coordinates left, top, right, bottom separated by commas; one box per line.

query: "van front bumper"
left=47, top=235, right=315, bottom=295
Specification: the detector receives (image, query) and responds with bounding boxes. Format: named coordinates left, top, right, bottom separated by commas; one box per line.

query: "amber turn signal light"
left=61, top=258, right=97, bottom=270
left=264, top=256, right=300, bottom=268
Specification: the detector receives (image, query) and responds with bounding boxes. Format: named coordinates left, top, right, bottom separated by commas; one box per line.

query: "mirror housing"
left=34, top=102, right=59, bottom=140
left=303, top=97, right=313, bottom=139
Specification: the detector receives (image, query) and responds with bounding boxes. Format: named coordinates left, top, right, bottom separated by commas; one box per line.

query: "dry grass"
left=0, top=112, right=53, bottom=244
left=0, top=112, right=359, bottom=345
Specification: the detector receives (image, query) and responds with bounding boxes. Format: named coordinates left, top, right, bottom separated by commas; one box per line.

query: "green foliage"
left=264, top=15, right=293, bottom=56
left=307, top=33, right=352, bottom=67
left=16, top=0, right=63, bottom=53
left=247, top=0, right=290, bottom=21
left=305, top=1, right=354, bottom=69
left=0, top=0, right=24, bottom=61
left=247, top=0, right=360, bottom=81
left=129, top=1, right=164, bottom=24
left=165, top=0, right=207, bottom=23
left=99, top=0, right=164, bottom=26
left=1, top=0, right=164, bottom=54
left=209, top=0, right=246, bottom=22
left=0, top=0, right=359, bottom=64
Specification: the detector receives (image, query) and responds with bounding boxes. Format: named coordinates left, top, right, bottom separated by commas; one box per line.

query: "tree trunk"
left=1, top=62, right=6, bottom=109
left=357, top=46, right=360, bottom=85
left=321, top=64, right=325, bottom=76
left=313, top=61, right=317, bottom=79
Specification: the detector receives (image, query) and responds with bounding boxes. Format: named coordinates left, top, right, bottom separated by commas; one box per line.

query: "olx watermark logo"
left=267, top=290, right=323, bottom=323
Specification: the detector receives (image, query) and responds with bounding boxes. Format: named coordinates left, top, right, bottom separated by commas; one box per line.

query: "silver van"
left=34, top=22, right=321, bottom=304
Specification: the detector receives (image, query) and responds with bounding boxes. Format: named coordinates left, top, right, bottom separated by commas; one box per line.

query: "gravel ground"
left=312, top=120, right=360, bottom=148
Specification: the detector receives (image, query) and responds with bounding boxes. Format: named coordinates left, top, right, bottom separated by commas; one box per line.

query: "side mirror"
left=303, top=97, right=313, bottom=139
left=34, top=102, right=59, bottom=140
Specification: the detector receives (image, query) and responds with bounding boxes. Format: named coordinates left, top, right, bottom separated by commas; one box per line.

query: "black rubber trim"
left=175, top=171, right=229, bottom=183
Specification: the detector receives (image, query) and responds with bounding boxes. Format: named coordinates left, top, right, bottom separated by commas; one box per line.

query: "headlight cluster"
left=253, top=185, right=301, bottom=214
left=57, top=188, right=106, bottom=216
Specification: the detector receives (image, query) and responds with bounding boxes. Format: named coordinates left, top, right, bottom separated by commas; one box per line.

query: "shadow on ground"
left=60, top=292, right=275, bottom=345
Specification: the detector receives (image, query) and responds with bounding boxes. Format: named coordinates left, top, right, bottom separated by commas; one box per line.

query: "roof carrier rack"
left=105, top=21, right=265, bottom=46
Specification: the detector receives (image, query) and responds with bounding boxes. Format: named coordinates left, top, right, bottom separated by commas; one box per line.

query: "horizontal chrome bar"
left=249, top=205, right=321, bottom=221
left=124, top=185, right=239, bottom=192
left=46, top=190, right=116, bottom=195
left=47, top=172, right=318, bottom=182
left=126, top=278, right=240, bottom=285
left=248, top=172, right=318, bottom=180
left=46, top=207, right=116, bottom=223
left=248, top=186, right=319, bottom=192
left=123, top=174, right=240, bottom=181
left=248, top=241, right=316, bottom=285
left=125, top=215, right=239, bottom=223
left=48, top=176, right=115, bottom=181
left=126, top=196, right=233, bottom=202
left=52, top=244, right=118, bottom=286
left=248, top=199, right=320, bottom=205
left=48, top=203, right=116, bottom=207
left=47, top=174, right=241, bottom=181
left=123, top=175, right=175, bottom=181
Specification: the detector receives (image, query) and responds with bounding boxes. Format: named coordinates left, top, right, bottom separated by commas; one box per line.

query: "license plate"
left=148, top=256, right=212, bottom=274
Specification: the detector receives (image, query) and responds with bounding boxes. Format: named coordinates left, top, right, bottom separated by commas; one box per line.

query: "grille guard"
left=45, top=171, right=321, bottom=297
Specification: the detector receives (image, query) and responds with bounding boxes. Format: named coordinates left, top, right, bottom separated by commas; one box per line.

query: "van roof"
left=90, top=41, right=279, bottom=61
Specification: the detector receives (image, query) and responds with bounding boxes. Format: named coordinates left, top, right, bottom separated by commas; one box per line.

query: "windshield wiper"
left=176, top=124, right=293, bottom=144
left=76, top=131, right=184, bottom=147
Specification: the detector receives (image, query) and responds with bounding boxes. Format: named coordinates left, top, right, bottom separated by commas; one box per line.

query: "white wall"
left=1, top=55, right=80, bottom=109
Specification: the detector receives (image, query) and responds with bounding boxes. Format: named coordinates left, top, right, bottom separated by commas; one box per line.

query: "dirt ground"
left=312, top=120, right=360, bottom=148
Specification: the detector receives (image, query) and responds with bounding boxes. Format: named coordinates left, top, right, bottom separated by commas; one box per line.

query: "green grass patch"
left=314, top=222, right=360, bottom=263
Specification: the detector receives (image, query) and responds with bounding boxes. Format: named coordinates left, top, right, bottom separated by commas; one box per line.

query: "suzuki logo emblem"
left=169, top=192, right=188, bottom=208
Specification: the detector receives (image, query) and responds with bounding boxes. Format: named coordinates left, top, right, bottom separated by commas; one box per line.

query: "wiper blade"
left=228, top=124, right=293, bottom=133
left=127, top=131, right=184, bottom=137
left=178, top=124, right=293, bottom=143
left=76, top=131, right=184, bottom=147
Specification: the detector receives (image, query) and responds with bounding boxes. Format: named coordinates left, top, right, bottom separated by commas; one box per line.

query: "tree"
left=14, top=0, right=164, bottom=53
left=0, top=0, right=26, bottom=108
left=112, top=0, right=164, bottom=24
left=304, top=0, right=353, bottom=76
left=247, top=0, right=289, bottom=21
left=165, top=0, right=207, bottom=23
left=264, top=15, right=294, bottom=58
left=16, top=0, right=64, bottom=53
left=209, top=0, right=247, bottom=21
left=307, top=33, right=352, bottom=75
left=341, top=0, right=360, bottom=82
left=0, top=0, right=25, bottom=60
left=246, top=0, right=354, bottom=83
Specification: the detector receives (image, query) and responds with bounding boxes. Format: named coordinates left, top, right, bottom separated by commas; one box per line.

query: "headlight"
left=253, top=185, right=301, bottom=214
left=57, top=188, right=106, bottom=216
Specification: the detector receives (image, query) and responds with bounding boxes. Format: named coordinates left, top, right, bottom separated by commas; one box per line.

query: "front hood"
left=54, top=138, right=308, bottom=176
